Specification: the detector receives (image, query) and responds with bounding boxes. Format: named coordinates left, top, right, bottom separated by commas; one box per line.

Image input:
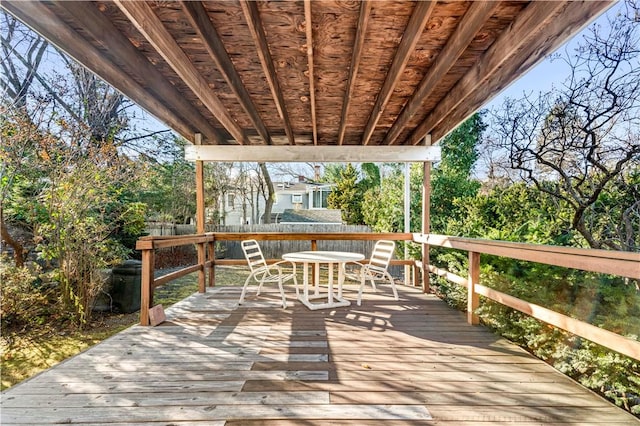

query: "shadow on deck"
left=1, top=285, right=637, bottom=425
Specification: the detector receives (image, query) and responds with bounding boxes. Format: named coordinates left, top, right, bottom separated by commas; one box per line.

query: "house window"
left=227, top=193, right=235, bottom=209
left=291, top=194, right=302, bottom=204
left=313, top=188, right=330, bottom=208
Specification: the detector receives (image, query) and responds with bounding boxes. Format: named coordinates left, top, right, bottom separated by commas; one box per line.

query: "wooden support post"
left=194, top=133, right=205, bottom=235
left=422, top=159, right=431, bottom=293
left=207, top=236, right=215, bottom=287
left=140, top=248, right=155, bottom=326
left=468, top=251, right=480, bottom=325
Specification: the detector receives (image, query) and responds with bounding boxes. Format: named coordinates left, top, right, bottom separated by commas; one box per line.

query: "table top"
left=282, top=251, right=365, bottom=263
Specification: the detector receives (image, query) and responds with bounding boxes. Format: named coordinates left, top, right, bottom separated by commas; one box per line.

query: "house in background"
left=218, top=175, right=337, bottom=225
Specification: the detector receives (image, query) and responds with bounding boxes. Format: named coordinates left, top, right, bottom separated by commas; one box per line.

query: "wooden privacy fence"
left=212, top=224, right=375, bottom=259
left=135, top=231, right=640, bottom=361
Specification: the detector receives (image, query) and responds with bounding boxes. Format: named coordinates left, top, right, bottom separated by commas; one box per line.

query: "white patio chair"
left=239, top=239, right=298, bottom=309
left=345, top=240, right=398, bottom=306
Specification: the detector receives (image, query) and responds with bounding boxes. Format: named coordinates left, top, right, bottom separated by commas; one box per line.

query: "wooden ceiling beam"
left=56, top=1, right=223, bottom=144
left=304, top=0, right=318, bottom=145
left=385, top=1, right=499, bottom=146
left=337, top=0, right=371, bottom=146
left=361, top=1, right=436, bottom=146
left=185, top=144, right=441, bottom=163
left=240, top=0, right=295, bottom=145
left=114, top=0, right=248, bottom=145
left=182, top=1, right=271, bottom=145
left=410, top=0, right=612, bottom=145
left=1, top=1, right=201, bottom=143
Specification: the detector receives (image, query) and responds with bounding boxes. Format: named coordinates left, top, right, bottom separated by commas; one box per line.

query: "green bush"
left=0, top=256, right=51, bottom=329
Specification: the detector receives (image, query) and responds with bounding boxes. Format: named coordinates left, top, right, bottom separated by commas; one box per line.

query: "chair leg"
left=239, top=274, right=253, bottom=305
left=293, top=275, right=299, bottom=298
left=386, top=271, right=398, bottom=300
left=357, top=274, right=366, bottom=306
left=278, top=277, right=287, bottom=309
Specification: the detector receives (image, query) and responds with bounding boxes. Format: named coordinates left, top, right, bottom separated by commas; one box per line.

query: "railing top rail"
left=416, top=233, right=640, bottom=279
left=136, top=232, right=414, bottom=250
left=211, top=232, right=413, bottom=241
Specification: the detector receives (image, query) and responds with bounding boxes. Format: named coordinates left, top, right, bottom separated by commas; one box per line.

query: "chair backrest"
left=241, top=239, right=267, bottom=273
left=368, top=240, right=395, bottom=273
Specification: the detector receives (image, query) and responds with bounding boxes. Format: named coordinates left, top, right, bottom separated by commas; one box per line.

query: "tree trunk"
left=1, top=209, right=26, bottom=267
left=260, top=163, right=275, bottom=224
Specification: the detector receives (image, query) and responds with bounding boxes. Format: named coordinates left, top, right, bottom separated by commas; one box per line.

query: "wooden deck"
left=2, top=285, right=637, bottom=425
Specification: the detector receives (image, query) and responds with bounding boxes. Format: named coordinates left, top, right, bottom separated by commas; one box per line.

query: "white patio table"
left=282, top=251, right=364, bottom=310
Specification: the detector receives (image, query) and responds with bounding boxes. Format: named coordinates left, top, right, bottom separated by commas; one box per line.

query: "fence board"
left=212, top=225, right=375, bottom=259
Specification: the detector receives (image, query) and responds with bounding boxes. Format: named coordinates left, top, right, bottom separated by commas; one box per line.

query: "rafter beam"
left=55, top=1, right=223, bottom=144
left=337, top=0, right=371, bottom=146
left=1, top=1, right=203, bottom=143
left=114, top=0, right=248, bottom=145
left=385, top=1, right=498, bottom=146
left=361, top=1, right=436, bottom=146
left=240, top=0, right=295, bottom=145
left=304, top=0, right=318, bottom=145
left=185, top=144, right=441, bottom=163
left=182, top=1, right=271, bottom=145
left=410, top=0, right=612, bottom=145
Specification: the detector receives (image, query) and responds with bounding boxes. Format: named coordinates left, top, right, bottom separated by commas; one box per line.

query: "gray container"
left=110, top=259, right=142, bottom=313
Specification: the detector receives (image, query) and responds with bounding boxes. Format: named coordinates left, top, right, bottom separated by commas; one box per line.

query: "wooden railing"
left=135, top=232, right=414, bottom=326
left=135, top=231, right=640, bottom=361
left=415, top=233, right=640, bottom=361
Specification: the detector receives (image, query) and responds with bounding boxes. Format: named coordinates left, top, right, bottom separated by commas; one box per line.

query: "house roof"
left=280, top=209, right=343, bottom=224
left=3, top=1, right=612, bottom=150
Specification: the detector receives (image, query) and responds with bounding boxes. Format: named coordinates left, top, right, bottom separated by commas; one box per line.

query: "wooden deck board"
left=1, top=285, right=637, bottom=425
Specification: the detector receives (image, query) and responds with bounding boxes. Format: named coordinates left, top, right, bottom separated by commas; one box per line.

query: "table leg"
left=303, top=262, right=309, bottom=302
left=328, top=262, right=334, bottom=304
left=314, top=263, right=320, bottom=297
left=338, top=262, right=344, bottom=299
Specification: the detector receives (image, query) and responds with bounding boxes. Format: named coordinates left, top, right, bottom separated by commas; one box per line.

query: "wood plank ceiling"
left=3, top=1, right=612, bottom=147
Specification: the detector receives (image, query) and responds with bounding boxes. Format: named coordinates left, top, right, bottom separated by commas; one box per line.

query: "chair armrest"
left=273, top=259, right=296, bottom=268
left=342, top=261, right=366, bottom=281
left=268, top=259, right=296, bottom=274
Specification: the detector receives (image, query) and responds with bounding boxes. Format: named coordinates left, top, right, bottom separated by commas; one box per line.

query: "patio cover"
left=2, top=1, right=613, bottom=156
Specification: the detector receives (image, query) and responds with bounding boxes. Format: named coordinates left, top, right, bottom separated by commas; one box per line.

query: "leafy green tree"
left=359, top=163, right=381, bottom=191
left=37, top=147, right=142, bottom=324
left=137, top=138, right=196, bottom=224
left=430, top=112, right=485, bottom=233
left=322, top=164, right=346, bottom=184
left=362, top=167, right=403, bottom=232
left=1, top=13, right=153, bottom=324
left=328, top=163, right=364, bottom=224
left=360, top=113, right=485, bottom=235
